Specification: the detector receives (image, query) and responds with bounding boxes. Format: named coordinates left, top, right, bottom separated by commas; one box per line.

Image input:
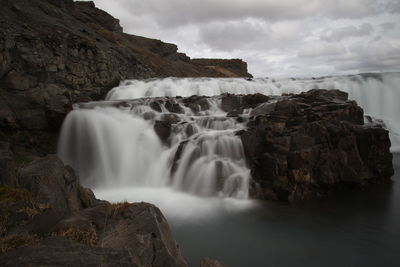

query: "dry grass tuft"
left=53, top=224, right=98, bottom=246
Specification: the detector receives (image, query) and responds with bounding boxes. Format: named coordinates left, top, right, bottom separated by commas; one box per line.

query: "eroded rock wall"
left=0, top=0, right=252, bottom=154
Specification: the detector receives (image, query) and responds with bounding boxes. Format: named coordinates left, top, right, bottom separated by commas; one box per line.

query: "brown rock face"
left=0, top=0, right=252, bottom=154
left=0, top=153, right=188, bottom=266
left=0, top=237, right=140, bottom=267
left=50, top=202, right=188, bottom=267
left=239, top=89, right=394, bottom=201
left=191, top=58, right=253, bottom=78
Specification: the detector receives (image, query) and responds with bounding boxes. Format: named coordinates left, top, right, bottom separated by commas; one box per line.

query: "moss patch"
left=0, top=185, right=32, bottom=203
left=0, top=233, right=39, bottom=253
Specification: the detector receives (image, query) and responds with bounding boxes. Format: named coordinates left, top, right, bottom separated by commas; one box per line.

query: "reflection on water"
left=171, top=154, right=400, bottom=267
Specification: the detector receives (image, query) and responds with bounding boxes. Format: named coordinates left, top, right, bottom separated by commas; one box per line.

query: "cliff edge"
left=0, top=0, right=252, bottom=153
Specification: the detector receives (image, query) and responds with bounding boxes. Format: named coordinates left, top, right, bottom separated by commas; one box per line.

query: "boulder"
left=154, top=120, right=172, bottom=144
left=239, top=89, right=394, bottom=201
left=52, top=202, right=188, bottom=267
left=17, top=155, right=91, bottom=218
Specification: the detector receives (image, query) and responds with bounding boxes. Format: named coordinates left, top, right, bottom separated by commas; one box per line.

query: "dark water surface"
left=171, top=154, right=400, bottom=267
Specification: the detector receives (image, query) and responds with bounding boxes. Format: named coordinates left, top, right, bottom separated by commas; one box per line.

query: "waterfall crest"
left=105, top=73, right=400, bottom=152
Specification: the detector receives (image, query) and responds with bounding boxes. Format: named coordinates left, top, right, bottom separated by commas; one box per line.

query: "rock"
left=53, top=202, right=188, bottom=267
left=191, top=58, right=253, bottom=78
left=250, top=102, right=276, bottom=116
left=3, top=70, right=30, bottom=90
left=165, top=100, right=184, bottom=113
left=0, top=237, right=139, bottom=267
left=200, top=258, right=226, bottom=267
left=154, top=120, right=172, bottom=143
left=221, top=93, right=241, bottom=112
left=17, top=155, right=88, bottom=218
left=182, top=95, right=210, bottom=113
left=239, top=89, right=394, bottom=201
left=242, top=93, right=270, bottom=107
left=0, top=142, right=16, bottom=186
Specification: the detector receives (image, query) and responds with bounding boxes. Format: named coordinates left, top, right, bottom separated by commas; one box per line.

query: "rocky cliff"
left=0, top=153, right=188, bottom=266
left=0, top=0, right=252, bottom=154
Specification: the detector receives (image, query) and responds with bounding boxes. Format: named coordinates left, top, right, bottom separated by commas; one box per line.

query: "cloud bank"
left=89, top=0, right=400, bottom=77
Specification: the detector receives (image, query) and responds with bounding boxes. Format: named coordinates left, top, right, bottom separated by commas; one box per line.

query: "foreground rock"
left=0, top=153, right=187, bottom=266
left=239, top=89, right=394, bottom=201
left=0, top=0, right=252, bottom=154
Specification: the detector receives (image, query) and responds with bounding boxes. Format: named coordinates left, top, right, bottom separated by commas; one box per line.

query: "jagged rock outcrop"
left=0, top=0, right=252, bottom=154
left=0, top=152, right=188, bottom=266
left=238, top=89, right=394, bottom=201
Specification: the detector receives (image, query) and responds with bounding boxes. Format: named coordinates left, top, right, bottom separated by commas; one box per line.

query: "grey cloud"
left=198, top=20, right=267, bottom=52
left=321, top=23, right=374, bottom=42
left=89, top=0, right=400, bottom=77
left=93, top=0, right=398, bottom=29
left=298, top=42, right=347, bottom=58
left=379, top=22, right=396, bottom=31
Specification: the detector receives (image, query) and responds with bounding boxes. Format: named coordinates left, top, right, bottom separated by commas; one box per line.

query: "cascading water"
left=58, top=72, right=400, bottom=220
left=57, top=72, right=400, bottom=266
left=105, top=72, right=400, bottom=152
left=58, top=95, right=251, bottom=201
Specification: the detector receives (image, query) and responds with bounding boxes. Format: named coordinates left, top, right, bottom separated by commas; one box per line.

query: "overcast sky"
left=89, top=0, right=400, bottom=77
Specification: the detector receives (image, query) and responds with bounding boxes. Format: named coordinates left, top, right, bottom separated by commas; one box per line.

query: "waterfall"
left=105, top=72, right=400, bottom=152
left=58, top=96, right=251, bottom=199
left=58, top=72, right=400, bottom=208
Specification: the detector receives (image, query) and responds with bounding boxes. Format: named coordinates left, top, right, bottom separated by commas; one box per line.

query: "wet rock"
left=250, top=102, right=276, bottom=116
left=200, top=258, right=226, bottom=267
left=52, top=202, right=188, bottom=267
left=182, top=95, right=210, bottom=113
left=165, top=100, right=184, bottom=113
left=242, top=93, right=269, bottom=107
left=154, top=120, right=172, bottom=143
left=221, top=93, right=241, bottom=112
left=239, top=89, right=394, bottom=201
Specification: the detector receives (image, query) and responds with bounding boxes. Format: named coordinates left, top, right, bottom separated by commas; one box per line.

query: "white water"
left=58, top=72, right=400, bottom=220
left=58, top=95, right=251, bottom=212
left=106, top=73, right=400, bottom=152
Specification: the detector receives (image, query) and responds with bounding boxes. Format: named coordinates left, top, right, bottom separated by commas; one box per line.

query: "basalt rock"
left=0, top=153, right=188, bottom=266
left=51, top=202, right=188, bottom=267
left=0, top=237, right=140, bottom=266
left=239, top=89, right=394, bottom=201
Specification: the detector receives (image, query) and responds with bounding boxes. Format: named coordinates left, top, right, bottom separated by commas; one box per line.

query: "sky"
left=88, top=0, right=400, bottom=77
